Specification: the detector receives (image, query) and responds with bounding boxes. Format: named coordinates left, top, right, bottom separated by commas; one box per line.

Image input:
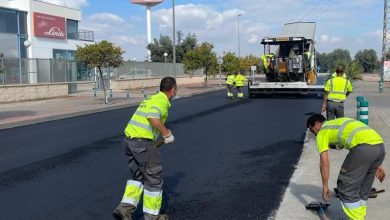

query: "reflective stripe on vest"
left=320, top=119, right=369, bottom=149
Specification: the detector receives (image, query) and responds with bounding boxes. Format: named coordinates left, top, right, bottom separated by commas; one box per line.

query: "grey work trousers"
left=337, top=143, right=385, bottom=203
left=124, top=137, right=163, bottom=220
left=326, top=100, right=344, bottom=120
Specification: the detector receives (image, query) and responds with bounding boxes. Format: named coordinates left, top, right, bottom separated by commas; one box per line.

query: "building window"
left=0, top=8, right=18, bottom=34
left=53, top=49, right=76, bottom=60
left=67, top=19, right=78, bottom=40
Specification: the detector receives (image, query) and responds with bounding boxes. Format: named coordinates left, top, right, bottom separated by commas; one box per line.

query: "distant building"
left=0, top=0, right=94, bottom=60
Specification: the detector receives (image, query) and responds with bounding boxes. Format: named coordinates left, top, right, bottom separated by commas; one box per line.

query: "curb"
left=0, top=87, right=224, bottom=130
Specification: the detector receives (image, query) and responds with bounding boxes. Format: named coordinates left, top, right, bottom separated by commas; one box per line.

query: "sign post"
left=217, top=57, right=223, bottom=87
left=250, top=65, right=257, bottom=82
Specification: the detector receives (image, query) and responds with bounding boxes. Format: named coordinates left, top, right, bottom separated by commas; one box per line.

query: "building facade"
left=0, top=0, right=93, bottom=60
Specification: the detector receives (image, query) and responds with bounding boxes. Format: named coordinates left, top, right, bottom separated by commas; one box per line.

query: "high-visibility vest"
left=261, top=54, right=273, bottom=70
left=226, top=74, right=235, bottom=85
left=124, top=92, right=171, bottom=141
left=316, top=117, right=383, bottom=153
left=325, top=77, right=353, bottom=102
left=234, top=74, right=246, bottom=87
left=304, top=52, right=311, bottom=60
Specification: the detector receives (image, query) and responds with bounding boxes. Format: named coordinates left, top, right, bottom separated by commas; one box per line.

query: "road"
left=0, top=90, right=321, bottom=220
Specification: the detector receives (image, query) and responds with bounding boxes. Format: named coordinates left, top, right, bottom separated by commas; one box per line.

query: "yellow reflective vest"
left=234, top=74, right=246, bottom=87
left=226, top=74, right=235, bottom=85
left=316, top=117, right=383, bottom=153
left=261, top=54, right=274, bottom=70
left=124, top=92, right=171, bottom=141
left=325, top=77, right=353, bottom=102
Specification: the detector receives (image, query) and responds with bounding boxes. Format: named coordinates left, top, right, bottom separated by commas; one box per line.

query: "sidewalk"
left=0, top=79, right=225, bottom=130
left=273, top=74, right=390, bottom=219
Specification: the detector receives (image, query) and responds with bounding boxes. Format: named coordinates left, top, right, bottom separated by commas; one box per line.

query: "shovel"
left=305, top=202, right=330, bottom=220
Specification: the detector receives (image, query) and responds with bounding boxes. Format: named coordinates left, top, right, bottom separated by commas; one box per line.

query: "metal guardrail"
left=0, top=58, right=203, bottom=85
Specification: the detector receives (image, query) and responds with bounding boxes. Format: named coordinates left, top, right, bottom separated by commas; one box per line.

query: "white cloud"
left=40, top=0, right=88, bottom=9
left=89, top=13, right=125, bottom=24
left=319, top=34, right=342, bottom=44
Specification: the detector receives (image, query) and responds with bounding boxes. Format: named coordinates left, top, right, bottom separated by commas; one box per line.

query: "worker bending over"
left=307, top=114, right=386, bottom=220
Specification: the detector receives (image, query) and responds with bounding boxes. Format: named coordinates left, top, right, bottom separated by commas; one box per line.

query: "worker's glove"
left=163, top=131, right=175, bottom=144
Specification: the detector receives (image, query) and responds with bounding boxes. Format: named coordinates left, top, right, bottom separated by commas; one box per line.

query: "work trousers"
left=326, top=100, right=344, bottom=120
left=337, top=143, right=385, bottom=219
left=226, top=84, right=234, bottom=98
left=118, top=137, right=164, bottom=220
left=236, top=86, right=243, bottom=98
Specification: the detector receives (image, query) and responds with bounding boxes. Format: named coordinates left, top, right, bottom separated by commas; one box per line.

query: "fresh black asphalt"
left=0, top=89, right=321, bottom=219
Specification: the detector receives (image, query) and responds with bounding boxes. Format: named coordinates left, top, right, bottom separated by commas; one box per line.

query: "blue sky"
left=45, top=0, right=384, bottom=60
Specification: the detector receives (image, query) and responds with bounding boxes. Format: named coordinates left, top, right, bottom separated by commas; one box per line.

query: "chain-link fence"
left=0, top=58, right=203, bottom=85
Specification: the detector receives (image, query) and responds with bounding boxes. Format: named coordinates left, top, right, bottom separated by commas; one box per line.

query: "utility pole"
left=237, top=14, right=242, bottom=57
left=381, top=0, right=390, bottom=93
left=172, top=0, right=176, bottom=78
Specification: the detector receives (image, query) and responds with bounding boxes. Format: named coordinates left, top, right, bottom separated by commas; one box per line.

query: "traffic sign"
left=217, top=57, right=223, bottom=65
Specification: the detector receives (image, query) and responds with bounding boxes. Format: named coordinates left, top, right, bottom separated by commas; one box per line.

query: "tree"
left=316, top=52, right=331, bottom=73
left=0, top=53, right=4, bottom=85
left=183, top=42, right=217, bottom=86
left=148, top=35, right=173, bottom=63
left=76, top=40, right=124, bottom=104
left=345, top=61, right=364, bottom=80
left=148, top=32, right=197, bottom=63
left=222, top=52, right=239, bottom=74
left=354, top=49, right=378, bottom=73
left=239, top=55, right=260, bottom=73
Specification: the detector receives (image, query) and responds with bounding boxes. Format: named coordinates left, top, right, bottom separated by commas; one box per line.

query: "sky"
left=43, top=0, right=384, bottom=60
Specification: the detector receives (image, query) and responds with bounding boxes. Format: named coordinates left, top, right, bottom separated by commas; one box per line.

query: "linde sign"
left=33, top=12, right=66, bottom=39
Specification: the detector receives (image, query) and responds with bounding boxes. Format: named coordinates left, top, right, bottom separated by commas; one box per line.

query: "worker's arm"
left=320, top=150, right=330, bottom=202
left=322, top=92, right=328, bottom=112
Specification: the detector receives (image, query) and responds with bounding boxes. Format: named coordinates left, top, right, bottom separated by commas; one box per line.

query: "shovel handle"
left=156, top=140, right=164, bottom=148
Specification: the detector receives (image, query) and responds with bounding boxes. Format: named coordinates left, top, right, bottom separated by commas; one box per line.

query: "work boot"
left=112, top=203, right=136, bottom=220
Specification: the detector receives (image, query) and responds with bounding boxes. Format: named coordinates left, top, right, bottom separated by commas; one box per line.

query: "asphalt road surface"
left=0, top=89, right=321, bottom=220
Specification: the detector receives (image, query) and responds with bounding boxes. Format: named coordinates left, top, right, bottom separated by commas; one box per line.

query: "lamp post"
left=172, top=0, right=176, bottom=78
left=237, top=13, right=242, bottom=57
left=164, top=52, right=168, bottom=63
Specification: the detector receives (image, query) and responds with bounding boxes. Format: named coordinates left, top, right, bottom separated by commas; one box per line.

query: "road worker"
left=225, top=72, right=235, bottom=98
left=113, top=77, right=176, bottom=220
left=261, top=53, right=274, bottom=74
left=307, top=114, right=386, bottom=220
left=322, top=65, right=353, bottom=120
left=234, top=71, right=247, bottom=98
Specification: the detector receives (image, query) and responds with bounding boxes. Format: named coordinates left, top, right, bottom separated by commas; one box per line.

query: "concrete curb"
left=0, top=87, right=224, bottom=130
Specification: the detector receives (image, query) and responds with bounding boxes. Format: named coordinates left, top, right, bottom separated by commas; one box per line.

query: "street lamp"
left=237, top=13, right=242, bottom=57
left=164, top=52, right=168, bottom=63
left=172, top=0, right=176, bottom=78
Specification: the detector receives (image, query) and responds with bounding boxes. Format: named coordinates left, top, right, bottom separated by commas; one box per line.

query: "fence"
left=0, top=58, right=203, bottom=85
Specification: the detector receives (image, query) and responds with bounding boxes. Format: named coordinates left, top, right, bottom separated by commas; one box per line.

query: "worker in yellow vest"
left=225, top=72, right=235, bottom=98
left=307, top=114, right=386, bottom=220
left=113, top=77, right=176, bottom=220
left=234, top=71, right=247, bottom=98
left=261, top=54, right=274, bottom=73
left=322, top=65, right=353, bottom=120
